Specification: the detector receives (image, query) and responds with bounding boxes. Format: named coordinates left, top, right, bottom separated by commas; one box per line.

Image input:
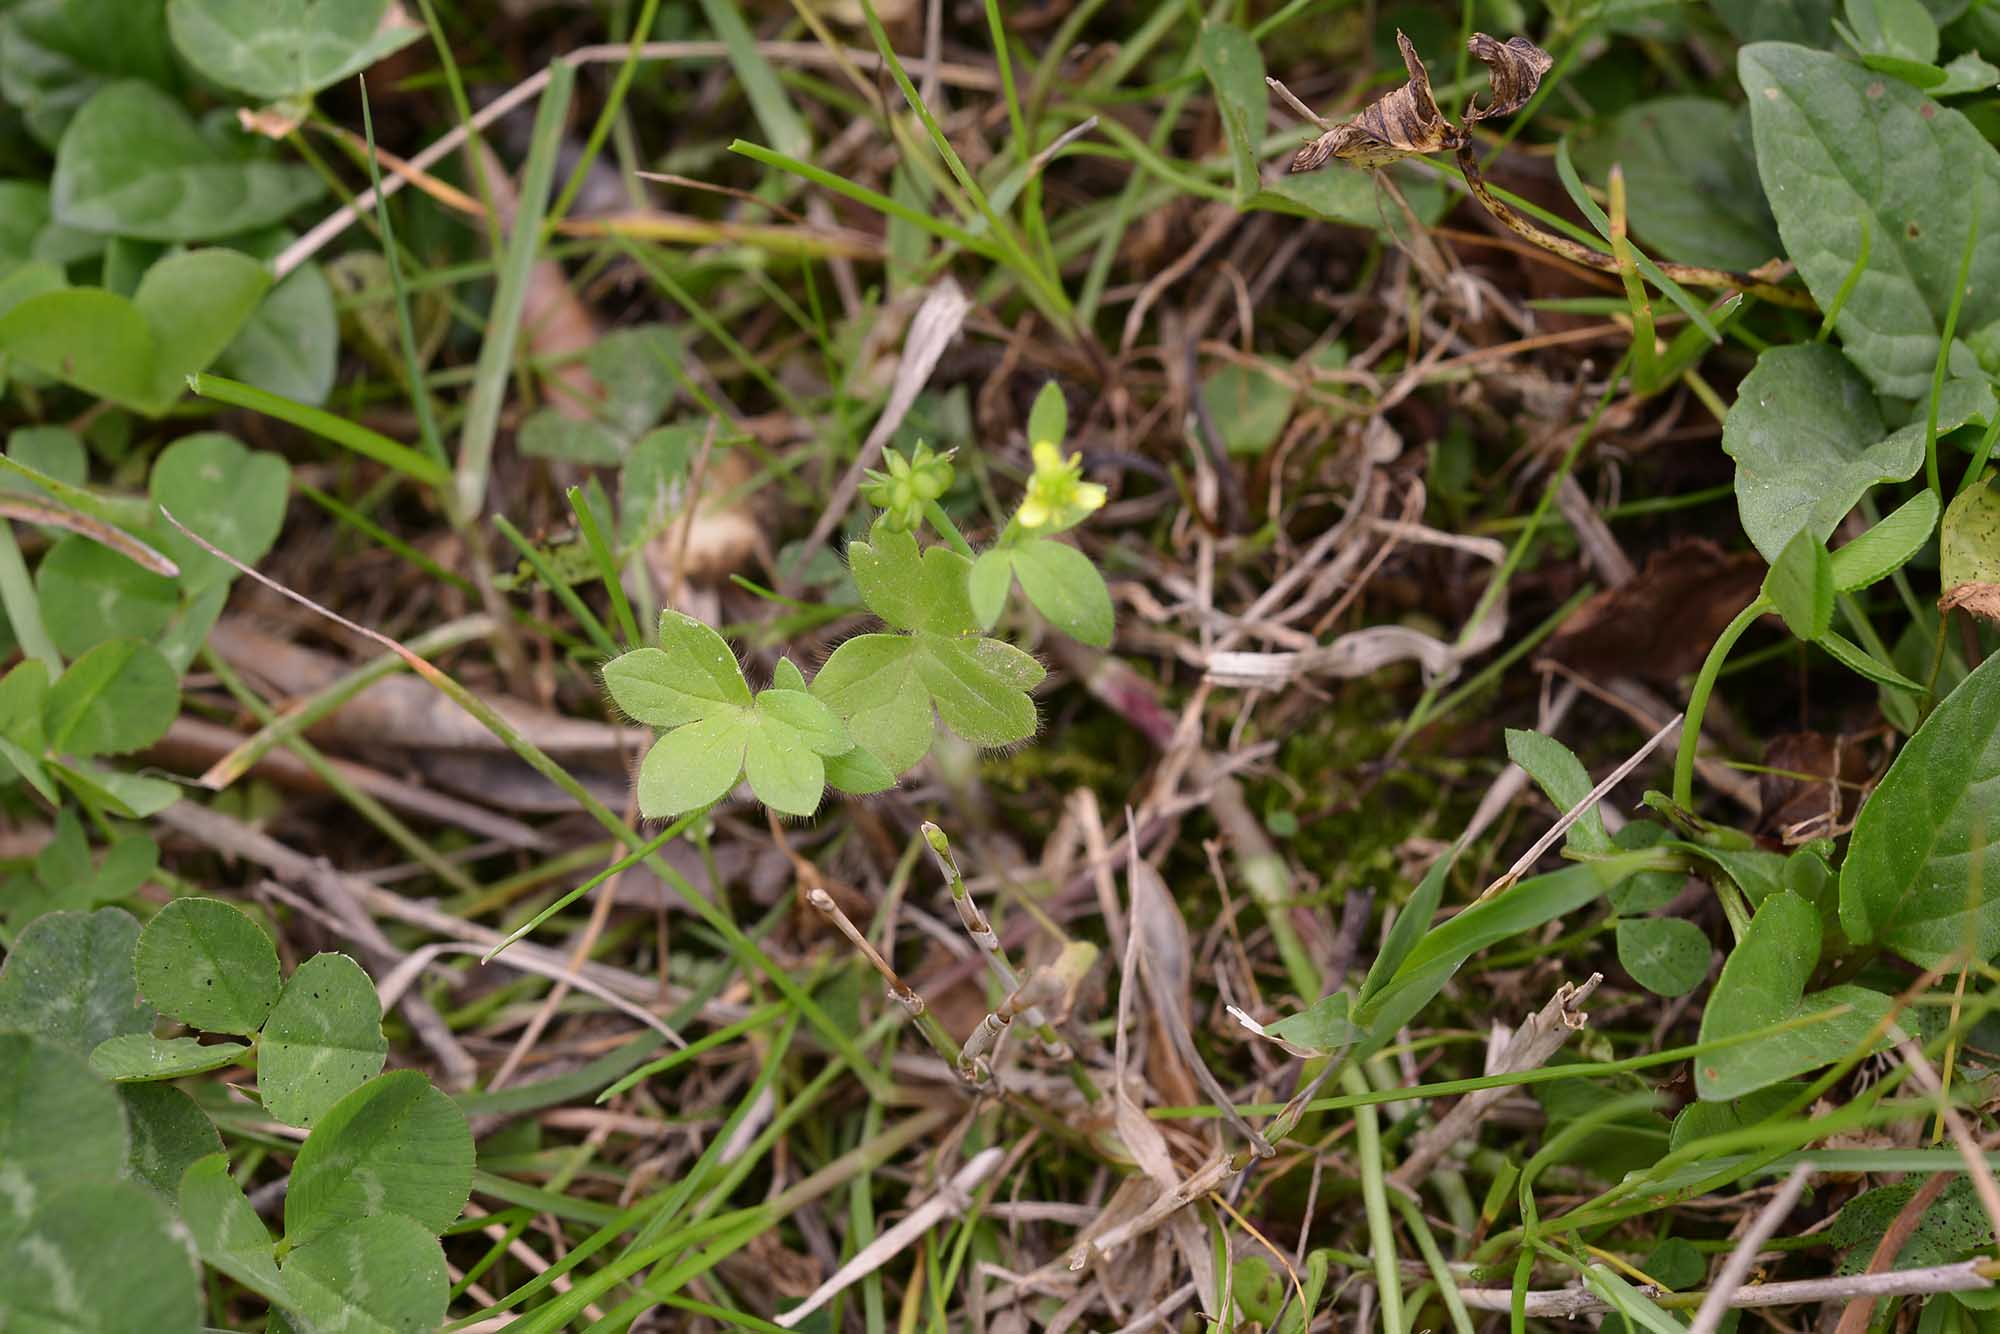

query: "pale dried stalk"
left=1390, top=974, right=1602, bottom=1187
left=1458, top=1259, right=1996, bottom=1318
left=1479, top=709, right=1683, bottom=900
left=775, top=1147, right=1007, bottom=1328
left=1689, top=1162, right=1814, bottom=1334
left=807, top=888, right=926, bottom=1018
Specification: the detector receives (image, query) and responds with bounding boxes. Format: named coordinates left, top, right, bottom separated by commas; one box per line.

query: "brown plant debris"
left=1289, top=30, right=1551, bottom=172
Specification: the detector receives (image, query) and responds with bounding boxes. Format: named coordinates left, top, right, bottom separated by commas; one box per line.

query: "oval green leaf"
left=1012, top=537, right=1113, bottom=648
left=44, top=637, right=180, bottom=756
left=90, top=1033, right=250, bottom=1082
left=280, top=1215, right=449, bottom=1334
left=1615, top=917, right=1710, bottom=998
left=134, top=896, right=281, bottom=1035
left=284, top=1070, right=474, bottom=1245
left=258, top=952, right=389, bottom=1128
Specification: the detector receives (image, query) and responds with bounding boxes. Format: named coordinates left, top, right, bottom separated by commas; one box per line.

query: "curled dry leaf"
left=1464, top=34, right=1554, bottom=124
left=1292, top=31, right=1452, bottom=171
left=1289, top=30, right=1552, bottom=172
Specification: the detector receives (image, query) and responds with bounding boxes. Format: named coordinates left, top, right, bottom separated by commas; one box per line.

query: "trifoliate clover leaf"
left=848, top=523, right=978, bottom=634
left=811, top=630, right=1044, bottom=775
left=603, top=613, right=860, bottom=817
left=967, top=536, right=1113, bottom=647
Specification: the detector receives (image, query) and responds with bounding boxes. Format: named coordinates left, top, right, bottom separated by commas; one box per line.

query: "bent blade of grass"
left=188, top=372, right=452, bottom=489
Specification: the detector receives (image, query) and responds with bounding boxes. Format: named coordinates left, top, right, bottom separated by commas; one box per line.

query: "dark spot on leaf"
left=1908, top=221, right=1921, bottom=239
left=1866, top=81, right=1885, bottom=99
left=1921, top=103, right=1936, bottom=120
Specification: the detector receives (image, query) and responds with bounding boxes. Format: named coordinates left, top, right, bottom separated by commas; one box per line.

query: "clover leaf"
left=603, top=612, right=873, bottom=817
left=811, top=524, right=1045, bottom=774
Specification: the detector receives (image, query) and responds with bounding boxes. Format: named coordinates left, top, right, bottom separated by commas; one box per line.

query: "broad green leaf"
left=1716, top=0, right=1836, bottom=43
left=1012, top=537, right=1114, bottom=647
left=1720, top=345, right=1991, bottom=559
left=744, top=720, right=827, bottom=818
left=1839, top=648, right=2000, bottom=964
left=1257, top=990, right=1363, bottom=1058
left=150, top=432, right=291, bottom=591
left=0, top=0, right=177, bottom=149
left=285, top=1070, right=474, bottom=1245
left=1696, top=892, right=1891, bottom=1099
left=5, top=424, right=87, bottom=492
left=1197, top=23, right=1266, bottom=205
left=90, top=1033, right=250, bottom=1081
left=1027, top=379, right=1068, bottom=448
left=1741, top=43, right=2000, bottom=397
left=848, top=526, right=977, bottom=635
left=1201, top=358, right=1297, bottom=456
left=602, top=610, right=752, bottom=728
left=518, top=411, right=626, bottom=466
left=134, top=896, right=282, bottom=1035
left=179, top=1153, right=288, bottom=1307
left=0, top=182, right=49, bottom=271
left=1574, top=98, right=1780, bottom=270
left=813, top=629, right=1044, bottom=774
left=1831, top=488, right=1940, bottom=590
left=585, top=324, right=682, bottom=438
left=0, top=1032, right=128, bottom=1218
left=215, top=260, right=338, bottom=406
left=0, top=251, right=273, bottom=415
left=48, top=758, right=182, bottom=817
left=281, top=1216, right=449, bottom=1334
left=618, top=424, right=694, bottom=543
left=1843, top=0, right=1940, bottom=63
left=636, top=712, right=752, bottom=816
left=35, top=807, right=92, bottom=901
left=1765, top=529, right=1835, bottom=641
left=122, top=1085, right=220, bottom=1198
left=166, top=0, right=423, bottom=101
left=0, top=907, right=154, bottom=1053
left=1616, top=917, right=1710, bottom=997
left=754, top=688, right=850, bottom=756
left=259, top=953, right=389, bottom=1128
left=0, top=1181, right=200, bottom=1332
left=1505, top=728, right=1611, bottom=854
left=822, top=743, right=897, bottom=796
left=44, top=638, right=179, bottom=756
left=968, top=548, right=1012, bottom=629
left=1942, top=470, right=2000, bottom=592
left=37, top=534, right=179, bottom=657
left=52, top=81, right=322, bottom=241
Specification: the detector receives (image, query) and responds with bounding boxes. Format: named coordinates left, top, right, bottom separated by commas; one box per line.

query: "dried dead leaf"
left=1941, top=582, right=2000, bottom=623
left=1545, top=538, right=1765, bottom=685
left=1292, top=31, right=1454, bottom=171
left=1464, top=33, right=1554, bottom=123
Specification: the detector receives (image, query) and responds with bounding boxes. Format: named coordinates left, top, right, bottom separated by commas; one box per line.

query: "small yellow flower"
left=1017, top=441, right=1106, bottom=533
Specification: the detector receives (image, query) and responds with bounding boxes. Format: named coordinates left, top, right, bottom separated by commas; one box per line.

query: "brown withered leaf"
left=1291, top=31, right=1456, bottom=172
left=1757, top=732, right=1877, bottom=844
left=1464, top=33, right=1554, bottom=124
left=1941, top=582, right=2000, bottom=623
left=1543, top=537, right=1766, bottom=685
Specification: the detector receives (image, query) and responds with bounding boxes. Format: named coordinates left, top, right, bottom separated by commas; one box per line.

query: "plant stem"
left=1673, top=596, right=1770, bottom=810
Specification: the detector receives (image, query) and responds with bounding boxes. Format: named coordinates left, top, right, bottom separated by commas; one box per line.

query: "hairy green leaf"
left=603, top=610, right=752, bottom=728
left=1027, top=379, right=1068, bottom=448
left=847, top=525, right=977, bottom=635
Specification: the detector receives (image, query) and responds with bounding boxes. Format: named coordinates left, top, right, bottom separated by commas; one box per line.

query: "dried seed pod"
left=1290, top=30, right=1457, bottom=172
left=1464, top=32, right=1554, bottom=123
